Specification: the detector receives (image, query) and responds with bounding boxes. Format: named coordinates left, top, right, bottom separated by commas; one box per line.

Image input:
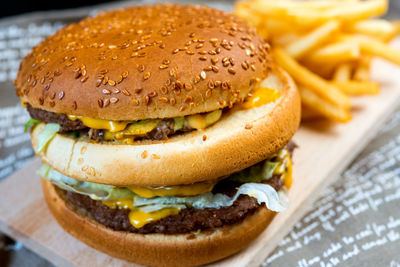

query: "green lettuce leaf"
left=38, top=164, right=134, bottom=201
left=35, top=123, right=60, bottom=154
left=173, top=117, right=184, bottom=131
left=229, top=160, right=280, bottom=183
left=24, top=118, right=40, bottom=132
left=133, top=183, right=288, bottom=212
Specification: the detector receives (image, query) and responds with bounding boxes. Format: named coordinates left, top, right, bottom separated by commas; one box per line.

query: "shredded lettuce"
left=229, top=160, right=280, bottom=183
left=133, top=183, right=288, bottom=212
left=38, top=164, right=134, bottom=201
left=173, top=117, right=184, bottom=131
left=35, top=123, right=60, bottom=153
left=24, top=118, right=40, bottom=132
left=39, top=160, right=289, bottom=213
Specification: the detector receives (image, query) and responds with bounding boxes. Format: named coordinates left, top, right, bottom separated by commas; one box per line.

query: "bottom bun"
left=42, top=179, right=277, bottom=267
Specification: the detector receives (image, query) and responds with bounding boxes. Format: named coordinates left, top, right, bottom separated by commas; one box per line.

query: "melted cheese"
left=129, top=181, right=216, bottom=198
left=68, top=115, right=129, bottom=132
left=242, top=87, right=281, bottom=109
left=102, top=198, right=179, bottom=228
left=129, top=208, right=180, bottom=228
left=272, top=148, right=293, bottom=189
left=20, top=99, right=27, bottom=108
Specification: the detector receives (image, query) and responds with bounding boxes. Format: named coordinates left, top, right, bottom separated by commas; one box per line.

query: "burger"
left=15, top=4, right=300, bottom=267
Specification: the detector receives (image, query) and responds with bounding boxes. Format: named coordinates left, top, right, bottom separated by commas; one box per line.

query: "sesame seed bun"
left=42, top=178, right=277, bottom=267
left=31, top=66, right=300, bottom=186
left=16, top=4, right=271, bottom=121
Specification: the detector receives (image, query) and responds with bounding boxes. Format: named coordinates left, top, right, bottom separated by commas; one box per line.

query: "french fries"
left=234, top=0, right=400, bottom=123
left=285, top=21, right=341, bottom=58
left=273, top=48, right=351, bottom=109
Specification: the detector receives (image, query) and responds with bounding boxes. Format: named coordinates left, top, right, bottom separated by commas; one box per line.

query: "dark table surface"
left=0, top=1, right=400, bottom=266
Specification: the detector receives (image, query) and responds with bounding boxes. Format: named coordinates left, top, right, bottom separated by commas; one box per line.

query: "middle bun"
left=31, top=66, right=300, bottom=186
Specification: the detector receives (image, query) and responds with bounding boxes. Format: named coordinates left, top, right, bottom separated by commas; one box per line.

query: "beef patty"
left=27, top=105, right=176, bottom=141
left=58, top=175, right=284, bottom=235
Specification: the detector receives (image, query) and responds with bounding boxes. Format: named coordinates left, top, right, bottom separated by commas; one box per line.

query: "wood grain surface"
left=0, top=49, right=399, bottom=267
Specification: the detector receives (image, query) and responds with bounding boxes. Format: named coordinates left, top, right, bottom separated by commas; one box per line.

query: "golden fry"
left=234, top=0, right=398, bottom=123
left=308, top=42, right=360, bottom=64
left=353, top=57, right=371, bottom=81
left=333, top=63, right=353, bottom=82
left=346, top=19, right=398, bottom=41
left=285, top=21, right=340, bottom=58
left=299, top=86, right=351, bottom=122
left=333, top=81, right=380, bottom=95
left=273, top=48, right=350, bottom=109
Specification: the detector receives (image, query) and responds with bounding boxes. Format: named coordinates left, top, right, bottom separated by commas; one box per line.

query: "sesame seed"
left=212, top=66, right=219, bottom=73
left=58, top=91, right=65, bottom=100
left=204, top=66, right=213, bottom=71
left=208, top=81, right=214, bottom=89
left=159, top=64, right=168, bottom=69
left=195, top=43, right=204, bottom=49
left=131, top=98, right=139, bottom=106
left=172, top=49, right=179, bottom=54
left=73, top=101, right=77, bottom=110
left=199, top=56, right=207, bottom=61
left=122, top=89, right=131, bottom=96
left=103, top=98, right=110, bottom=107
left=179, top=105, right=186, bottom=112
left=98, top=99, right=103, bottom=107
left=148, top=91, right=157, bottom=98
left=144, top=95, right=150, bottom=105
left=202, top=135, right=207, bottom=141
left=49, top=101, right=55, bottom=107
left=162, top=59, right=170, bottom=65
left=138, top=65, right=145, bottom=72
left=170, top=97, right=176, bottom=105
left=117, top=75, right=123, bottom=83
left=152, top=154, right=160, bottom=159
left=214, top=81, right=221, bottom=87
left=141, top=151, right=148, bottom=159
left=96, top=79, right=102, bottom=87
left=186, top=50, right=195, bottom=55
left=184, top=83, right=192, bottom=91
left=242, top=62, right=249, bottom=70
left=44, top=84, right=50, bottom=90
left=108, top=80, right=116, bottom=86
left=200, top=71, right=206, bottom=80
left=80, top=76, right=88, bottom=83
left=49, top=92, right=56, bottom=100
left=113, top=89, right=120, bottom=94
left=143, top=72, right=151, bottom=80
left=39, top=97, right=44, bottom=105
left=251, top=65, right=256, bottom=71
left=211, top=57, right=218, bottom=65
left=245, top=123, right=253, bottom=129
left=159, top=97, right=169, bottom=103
left=205, top=89, right=212, bottom=98
left=122, top=71, right=129, bottom=78
left=185, top=96, right=193, bottom=103
left=175, top=80, right=183, bottom=89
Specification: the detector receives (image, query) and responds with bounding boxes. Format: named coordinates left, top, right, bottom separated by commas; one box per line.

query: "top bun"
left=16, top=4, right=272, bottom=121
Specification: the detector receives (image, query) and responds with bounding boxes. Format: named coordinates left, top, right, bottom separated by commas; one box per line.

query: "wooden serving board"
left=0, top=53, right=400, bottom=267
